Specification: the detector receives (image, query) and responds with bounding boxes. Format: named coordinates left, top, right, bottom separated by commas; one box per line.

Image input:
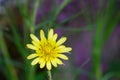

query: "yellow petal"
left=46, top=61, right=51, bottom=70
left=56, top=37, right=67, bottom=46
left=59, top=47, right=72, bottom=53
left=30, top=34, right=39, bottom=42
left=40, top=30, right=46, bottom=41
left=51, top=59, right=57, bottom=67
left=55, top=45, right=66, bottom=50
left=27, top=54, right=38, bottom=59
left=55, top=58, right=63, bottom=65
left=32, top=41, right=39, bottom=47
left=48, top=29, right=54, bottom=40
left=57, top=54, right=68, bottom=60
left=53, top=34, right=58, bottom=41
left=31, top=58, right=39, bottom=66
left=39, top=58, right=46, bottom=68
left=26, top=44, right=36, bottom=50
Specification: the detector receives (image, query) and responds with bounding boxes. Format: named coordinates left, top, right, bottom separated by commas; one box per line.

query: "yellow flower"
left=26, top=29, right=72, bottom=70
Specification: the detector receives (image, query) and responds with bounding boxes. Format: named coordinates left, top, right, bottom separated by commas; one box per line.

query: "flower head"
left=26, top=29, right=72, bottom=70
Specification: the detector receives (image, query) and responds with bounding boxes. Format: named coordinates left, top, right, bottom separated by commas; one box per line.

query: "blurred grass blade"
left=103, top=0, right=120, bottom=41
left=16, top=0, right=32, bottom=29
left=10, top=26, right=27, bottom=58
left=103, top=72, right=120, bottom=80
left=55, top=0, right=71, bottom=16
left=92, top=1, right=120, bottom=80
left=59, top=11, right=83, bottom=25
left=104, top=13, right=120, bottom=41
left=102, top=72, right=115, bottom=80
left=92, top=17, right=104, bottom=80
left=31, top=0, right=40, bottom=25
left=0, top=27, right=18, bottom=80
left=52, top=0, right=71, bottom=21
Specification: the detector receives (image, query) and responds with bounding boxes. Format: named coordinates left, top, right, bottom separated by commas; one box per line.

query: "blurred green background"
left=0, top=0, right=120, bottom=80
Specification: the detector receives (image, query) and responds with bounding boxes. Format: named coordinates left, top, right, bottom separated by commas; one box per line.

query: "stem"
left=47, top=70, right=52, bottom=80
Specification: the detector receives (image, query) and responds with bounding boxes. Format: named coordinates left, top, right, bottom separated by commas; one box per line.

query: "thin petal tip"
left=27, top=56, right=30, bottom=59
left=26, top=44, right=29, bottom=47
left=69, top=48, right=72, bottom=51
left=30, top=33, right=34, bottom=37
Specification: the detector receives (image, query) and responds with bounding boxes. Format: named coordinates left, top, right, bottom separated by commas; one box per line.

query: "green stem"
left=47, top=70, right=52, bottom=80
left=0, top=27, right=18, bottom=80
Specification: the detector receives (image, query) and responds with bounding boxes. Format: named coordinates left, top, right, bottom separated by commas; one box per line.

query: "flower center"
left=43, top=46, right=52, bottom=55
left=38, top=41, right=56, bottom=56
